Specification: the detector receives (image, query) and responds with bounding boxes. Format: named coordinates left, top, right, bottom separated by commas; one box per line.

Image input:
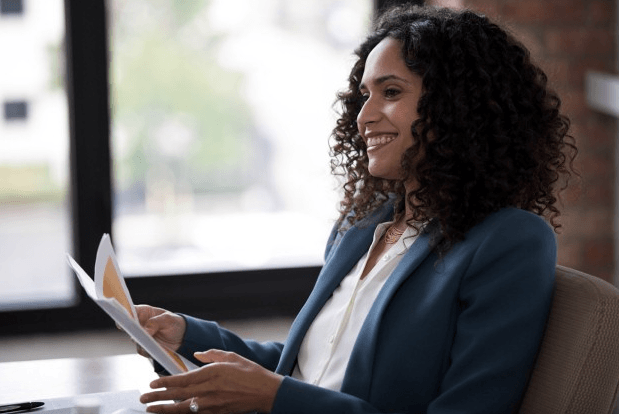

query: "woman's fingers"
left=147, top=362, right=224, bottom=391
left=194, top=349, right=238, bottom=364
left=135, top=304, right=160, bottom=325
left=135, top=306, right=186, bottom=351
left=142, top=320, right=158, bottom=337
left=140, top=387, right=193, bottom=404
left=144, top=402, right=179, bottom=414
left=140, top=351, right=283, bottom=414
left=145, top=400, right=194, bottom=414
left=145, top=398, right=213, bottom=414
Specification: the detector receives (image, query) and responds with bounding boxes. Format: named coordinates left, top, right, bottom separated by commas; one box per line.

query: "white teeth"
left=367, top=134, right=396, bottom=147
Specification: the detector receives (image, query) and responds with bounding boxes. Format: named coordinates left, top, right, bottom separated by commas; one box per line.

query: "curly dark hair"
left=330, top=5, right=578, bottom=255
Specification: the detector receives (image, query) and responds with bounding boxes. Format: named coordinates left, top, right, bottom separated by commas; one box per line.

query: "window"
left=3, top=100, right=28, bottom=121
left=0, top=0, right=72, bottom=311
left=109, top=0, right=372, bottom=276
left=1, top=0, right=24, bottom=15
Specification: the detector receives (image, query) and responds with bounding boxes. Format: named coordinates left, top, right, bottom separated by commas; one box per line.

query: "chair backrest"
left=519, top=265, right=619, bottom=414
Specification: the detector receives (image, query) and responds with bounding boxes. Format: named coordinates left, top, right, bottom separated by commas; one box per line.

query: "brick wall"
left=431, top=0, right=617, bottom=282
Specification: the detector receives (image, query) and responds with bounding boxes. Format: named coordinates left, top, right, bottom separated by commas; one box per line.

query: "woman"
left=139, top=5, right=577, bottom=414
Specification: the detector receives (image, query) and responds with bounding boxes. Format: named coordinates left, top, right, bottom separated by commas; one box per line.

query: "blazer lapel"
left=276, top=204, right=394, bottom=375
left=341, top=222, right=439, bottom=399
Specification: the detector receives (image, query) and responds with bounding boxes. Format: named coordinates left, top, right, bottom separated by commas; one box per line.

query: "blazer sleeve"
left=174, top=314, right=285, bottom=372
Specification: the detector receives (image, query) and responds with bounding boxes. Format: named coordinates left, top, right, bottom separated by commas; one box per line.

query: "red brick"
left=579, top=59, right=616, bottom=83
left=586, top=114, right=619, bottom=151
left=575, top=59, right=616, bottom=85
left=576, top=152, right=614, bottom=181
left=583, top=238, right=614, bottom=279
left=556, top=238, right=583, bottom=269
left=561, top=89, right=592, bottom=122
left=591, top=111, right=619, bottom=130
left=464, top=0, right=502, bottom=19
left=581, top=209, right=614, bottom=237
left=543, top=57, right=615, bottom=89
left=503, top=0, right=586, bottom=24
left=541, top=58, right=571, bottom=87
left=584, top=239, right=613, bottom=264
left=560, top=181, right=582, bottom=204
left=582, top=181, right=614, bottom=207
left=572, top=118, right=616, bottom=153
left=502, top=0, right=549, bottom=24
left=589, top=0, right=616, bottom=26
left=569, top=124, right=586, bottom=151
left=556, top=209, right=586, bottom=238
left=509, top=25, right=545, bottom=62
left=544, top=28, right=615, bottom=56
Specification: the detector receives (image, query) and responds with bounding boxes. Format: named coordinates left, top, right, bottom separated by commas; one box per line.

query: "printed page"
left=67, top=252, right=198, bottom=375
left=94, top=234, right=137, bottom=319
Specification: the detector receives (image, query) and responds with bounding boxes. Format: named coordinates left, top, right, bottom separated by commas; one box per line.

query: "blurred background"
left=0, top=0, right=616, bottom=362
left=0, top=0, right=370, bottom=312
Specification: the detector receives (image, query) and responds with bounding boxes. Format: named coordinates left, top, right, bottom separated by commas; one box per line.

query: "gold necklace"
left=384, top=225, right=405, bottom=244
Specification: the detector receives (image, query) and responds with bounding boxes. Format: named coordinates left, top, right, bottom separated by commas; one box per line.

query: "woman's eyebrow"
left=359, top=74, right=410, bottom=91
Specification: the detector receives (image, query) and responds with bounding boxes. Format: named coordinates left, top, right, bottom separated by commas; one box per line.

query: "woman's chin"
left=368, top=168, right=400, bottom=181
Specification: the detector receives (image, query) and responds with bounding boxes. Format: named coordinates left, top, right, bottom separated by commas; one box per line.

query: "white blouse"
left=291, top=221, right=418, bottom=391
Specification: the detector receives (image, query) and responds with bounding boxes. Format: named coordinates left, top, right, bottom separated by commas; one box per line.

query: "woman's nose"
left=357, top=96, right=381, bottom=129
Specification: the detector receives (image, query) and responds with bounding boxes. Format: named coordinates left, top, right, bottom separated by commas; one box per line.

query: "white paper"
left=94, top=234, right=138, bottom=320
left=66, top=237, right=198, bottom=375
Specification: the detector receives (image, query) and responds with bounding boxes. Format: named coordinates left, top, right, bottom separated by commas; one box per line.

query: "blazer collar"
left=276, top=204, right=439, bottom=394
left=276, top=203, right=393, bottom=375
left=340, top=227, right=436, bottom=398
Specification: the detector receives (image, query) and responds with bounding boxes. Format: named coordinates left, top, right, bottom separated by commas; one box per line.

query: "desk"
left=0, top=354, right=158, bottom=403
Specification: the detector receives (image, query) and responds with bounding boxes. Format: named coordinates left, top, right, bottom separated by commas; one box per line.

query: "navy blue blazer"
left=178, top=205, right=556, bottom=414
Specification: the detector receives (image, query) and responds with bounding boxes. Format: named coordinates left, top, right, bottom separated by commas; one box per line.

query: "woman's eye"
left=384, top=88, right=400, bottom=98
left=360, top=93, right=369, bottom=103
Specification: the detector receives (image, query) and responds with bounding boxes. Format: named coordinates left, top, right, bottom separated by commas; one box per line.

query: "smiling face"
left=357, top=37, right=423, bottom=183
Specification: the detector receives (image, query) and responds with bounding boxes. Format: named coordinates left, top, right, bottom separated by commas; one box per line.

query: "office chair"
left=519, top=265, right=619, bottom=414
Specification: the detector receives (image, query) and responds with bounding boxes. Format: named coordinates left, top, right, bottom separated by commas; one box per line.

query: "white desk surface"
left=0, top=354, right=158, bottom=404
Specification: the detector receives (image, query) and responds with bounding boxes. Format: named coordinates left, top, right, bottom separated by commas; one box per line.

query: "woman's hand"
left=140, top=349, right=284, bottom=414
left=136, top=304, right=187, bottom=353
